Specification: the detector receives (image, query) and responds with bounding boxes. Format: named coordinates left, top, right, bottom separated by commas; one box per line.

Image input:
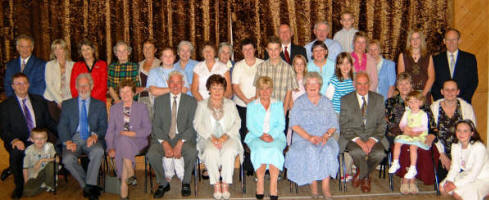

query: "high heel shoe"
left=255, top=194, right=264, bottom=199
left=270, top=195, right=279, bottom=200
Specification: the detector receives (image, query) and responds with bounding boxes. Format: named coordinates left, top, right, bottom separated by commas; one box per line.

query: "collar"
left=16, top=95, right=30, bottom=104
left=170, top=93, right=182, bottom=101
left=281, top=43, right=291, bottom=49
left=447, top=49, right=459, bottom=57
left=20, top=56, right=31, bottom=64
left=356, top=92, right=368, bottom=102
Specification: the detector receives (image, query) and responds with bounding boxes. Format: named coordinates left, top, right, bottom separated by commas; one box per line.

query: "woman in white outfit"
left=439, top=120, right=489, bottom=200
left=194, top=74, right=244, bottom=200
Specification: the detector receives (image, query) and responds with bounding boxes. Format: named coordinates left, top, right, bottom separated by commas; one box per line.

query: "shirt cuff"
left=352, top=137, right=359, bottom=142
left=369, top=137, right=378, bottom=142
left=182, top=139, right=186, bottom=143
left=158, top=139, right=164, bottom=144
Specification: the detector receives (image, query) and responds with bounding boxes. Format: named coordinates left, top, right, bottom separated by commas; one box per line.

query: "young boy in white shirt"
left=333, top=11, right=359, bottom=52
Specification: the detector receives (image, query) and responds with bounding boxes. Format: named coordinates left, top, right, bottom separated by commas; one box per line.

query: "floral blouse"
left=436, top=100, right=463, bottom=158
left=385, top=94, right=436, bottom=140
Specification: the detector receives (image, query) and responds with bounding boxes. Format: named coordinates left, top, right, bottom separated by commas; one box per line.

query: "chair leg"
left=194, top=160, right=198, bottom=197
left=431, top=148, right=440, bottom=195
left=149, top=164, right=154, bottom=193
left=240, top=164, right=246, bottom=194
left=54, top=154, right=58, bottom=195
left=144, top=156, right=148, bottom=193
left=341, top=153, right=347, bottom=192
left=338, top=154, right=343, bottom=192
left=388, top=152, right=394, bottom=191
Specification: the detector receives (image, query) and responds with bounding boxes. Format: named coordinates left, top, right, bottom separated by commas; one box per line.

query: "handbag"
left=104, top=158, right=121, bottom=194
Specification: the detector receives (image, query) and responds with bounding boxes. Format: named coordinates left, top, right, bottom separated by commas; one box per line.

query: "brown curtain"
left=0, top=0, right=449, bottom=90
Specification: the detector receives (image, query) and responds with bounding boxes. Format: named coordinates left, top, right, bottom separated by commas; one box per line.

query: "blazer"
left=4, top=55, right=46, bottom=97
left=339, top=91, right=387, bottom=152
left=43, top=60, right=75, bottom=103
left=193, top=98, right=244, bottom=163
left=151, top=93, right=197, bottom=145
left=70, top=60, right=108, bottom=103
left=57, top=97, right=108, bottom=144
left=264, top=43, right=308, bottom=65
left=432, top=50, right=478, bottom=103
left=244, top=99, right=286, bottom=146
left=376, top=59, right=396, bottom=100
left=105, top=101, right=151, bottom=151
left=441, top=142, right=489, bottom=187
left=0, top=94, right=56, bottom=149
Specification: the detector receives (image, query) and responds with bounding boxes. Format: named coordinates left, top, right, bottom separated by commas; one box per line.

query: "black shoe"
left=1, top=168, right=11, bottom=181
left=255, top=194, right=264, bottom=199
left=270, top=195, right=279, bottom=200
left=83, top=186, right=90, bottom=197
left=89, top=194, right=99, bottom=200
left=181, top=183, right=191, bottom=196
left=11, top=187, right=22, bottom=199
left=87, top=185, right=102, bottom=196
left=246, top=170, right=254, bottom=176
left=153, top=184, right=170, bottom=199
left=202, top=169, right=209, bottom=180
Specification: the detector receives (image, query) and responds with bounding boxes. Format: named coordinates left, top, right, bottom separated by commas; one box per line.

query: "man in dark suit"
left=264, top=24, right=307, bottom=65
left=432, top=28, right=478, bottom=103
left=147, top=71, right=198, bottom=198
left=58, top=73, right=107, bottom=200
left=339, top=72, right=387, bottom=193
left=4, top=34, right=46, bottom=97
left=0, top=73, right=57, bottom=199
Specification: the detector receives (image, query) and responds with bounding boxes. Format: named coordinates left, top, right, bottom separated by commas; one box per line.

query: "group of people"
left=1, top=10, right=487, bottom=200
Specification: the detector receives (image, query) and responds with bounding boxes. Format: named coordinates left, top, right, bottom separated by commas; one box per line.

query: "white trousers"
left=202, top=139, right=239, bottom=185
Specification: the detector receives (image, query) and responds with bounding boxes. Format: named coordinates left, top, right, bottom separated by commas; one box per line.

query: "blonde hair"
left=50, top=39, right=71, bottom=61
left=406, top=90, right=425, bottom=102
left=406, top=29, right=427, bottom=56
left=31, top=128, right=48, bottom=139
left=256, top=76, right=273, bottom=90
left=292, top=55, right=308, bottom=76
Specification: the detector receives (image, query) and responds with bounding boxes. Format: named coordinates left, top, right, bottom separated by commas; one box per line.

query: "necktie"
left=169, top=96, right=178, bottom=139
left=22, top=99, right=34, bottom=133
left=284, top=46, right=290, bottom=63
left=80, top=100, right=89, bottom=140
left=361, top=96, right=367, bottom=126
left=21, top=59, right=26, bottom=72
left=449, top=53, right=455, bottom=78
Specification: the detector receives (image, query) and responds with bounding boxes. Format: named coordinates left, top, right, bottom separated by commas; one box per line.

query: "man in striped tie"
left=0, top=73, right=56, bottom=199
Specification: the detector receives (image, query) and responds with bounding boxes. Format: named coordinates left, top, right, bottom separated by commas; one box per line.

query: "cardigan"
left=441, top=142, right=489, bottom=187
left=70, top=60, right=108, bottom=103
left=44, top=60, right=75, bottom=103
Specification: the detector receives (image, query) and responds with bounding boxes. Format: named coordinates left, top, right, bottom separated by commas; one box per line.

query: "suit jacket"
left=151, top=93, right=197, bottom=145
left=57, top=97, right=108, bottom=144
left=105, top=102, right=151, bottom=151
left=339, top=91, right=387, bottom=152
left=0, top=94, right=56, bottom=149
left=264, top=43, right=308, bottom=65
left=43, top=60, right=75, bottom=103
left=4, top=55, right=46, bottom=97
left=432, top=50, right=478, bottom=103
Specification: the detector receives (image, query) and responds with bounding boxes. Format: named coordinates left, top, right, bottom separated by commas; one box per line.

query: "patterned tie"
left=169, top=96, right=178, bottom=139
left=80, top=100, right=89, bottom=140
left=21, top=59, right=26, bottom=72
left=449, top=53, right=455, bottom=78
left=22, top=99, right=34, bottom=133
left=361, top=96, right=367, bottom=127
left=284, top=46, right=290, bottom=63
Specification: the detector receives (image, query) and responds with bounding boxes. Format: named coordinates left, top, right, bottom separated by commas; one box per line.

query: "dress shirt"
left=333, top=28, right=358, bottom=53
left=282, top=43, right=291, bottom=55
left=446, top=49, right=459, bottom=66
left=305, top=39, right=343, bottom=61
left=20, top=56, right=31, bottom=68
left=352, top=92, right=378, bottom=142
left=16, top=95, right=36, bottom=128
left=76, top=97, right=91, bottom=134
left=157, top=93, right=184, bottom=144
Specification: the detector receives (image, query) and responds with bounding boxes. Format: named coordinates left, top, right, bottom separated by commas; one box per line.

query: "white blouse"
left=193, top=61, right=228, bottom=99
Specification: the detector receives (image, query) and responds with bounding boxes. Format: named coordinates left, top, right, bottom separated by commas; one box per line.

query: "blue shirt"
left=329, top=76, right=355, bottom=113
left=304, top=39, right=343, bottom=62
left=376, top=58, right=396, bottom=100
left=307, top=59, right=336, bottom=95
left=77, top=97, right=90, bottom=133
left=146, top=66, right=189, bottom=89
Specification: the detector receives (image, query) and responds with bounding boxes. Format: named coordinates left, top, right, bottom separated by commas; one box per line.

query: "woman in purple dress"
left=105, top=80, right=152, bottom=200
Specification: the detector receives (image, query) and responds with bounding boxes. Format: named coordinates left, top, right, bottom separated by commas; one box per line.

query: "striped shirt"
left=254, top=59, right=298, bottom=102
left=107, top=62, right=140, bottom=89
left=330, top=76, right=355, bottom=113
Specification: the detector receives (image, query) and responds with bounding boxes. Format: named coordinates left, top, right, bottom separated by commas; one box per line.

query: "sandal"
left=126, top=176, right=137, bottom=186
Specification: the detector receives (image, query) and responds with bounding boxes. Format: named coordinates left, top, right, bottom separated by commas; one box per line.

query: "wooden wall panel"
left=453, top=0, right=489, bottom=144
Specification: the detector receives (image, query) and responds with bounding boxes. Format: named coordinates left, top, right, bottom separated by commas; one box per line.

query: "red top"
left=70, top=60, right=108, bottom=103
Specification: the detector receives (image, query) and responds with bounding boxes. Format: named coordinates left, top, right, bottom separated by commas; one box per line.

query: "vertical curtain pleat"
left=0, top=0, right=449, bottom=72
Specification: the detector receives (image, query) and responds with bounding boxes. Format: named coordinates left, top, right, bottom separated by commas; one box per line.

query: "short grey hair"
left=218, top=42, right=233, bottom=55
left=354, top=71, right=370, bottom=83
left=16, top=34, right=35, bottom=47
left=177, top=41, right=194, bottom=54
left=313, top=21, right=331, bottom=31
left=76, top=73, right=94, bottom=88
left=304, top=72, right=323, bottom=89
left=113, top=41, right=132, bottom=54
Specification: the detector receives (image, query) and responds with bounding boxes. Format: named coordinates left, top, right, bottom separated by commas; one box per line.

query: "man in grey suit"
left=58, top=73, right=107, bottom=200
left=339, top=72, right=387, bottom=193
left=147, top=71, right=198, bottom=198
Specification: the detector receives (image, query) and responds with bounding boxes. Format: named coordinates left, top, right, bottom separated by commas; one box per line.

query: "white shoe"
left=213, top=192, right=222, bottom=200
left=388, top=161, right=400, bottom=174
left=222, top=191, right=230, bottom=200
left=404, top=167, right=417, bottom=179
